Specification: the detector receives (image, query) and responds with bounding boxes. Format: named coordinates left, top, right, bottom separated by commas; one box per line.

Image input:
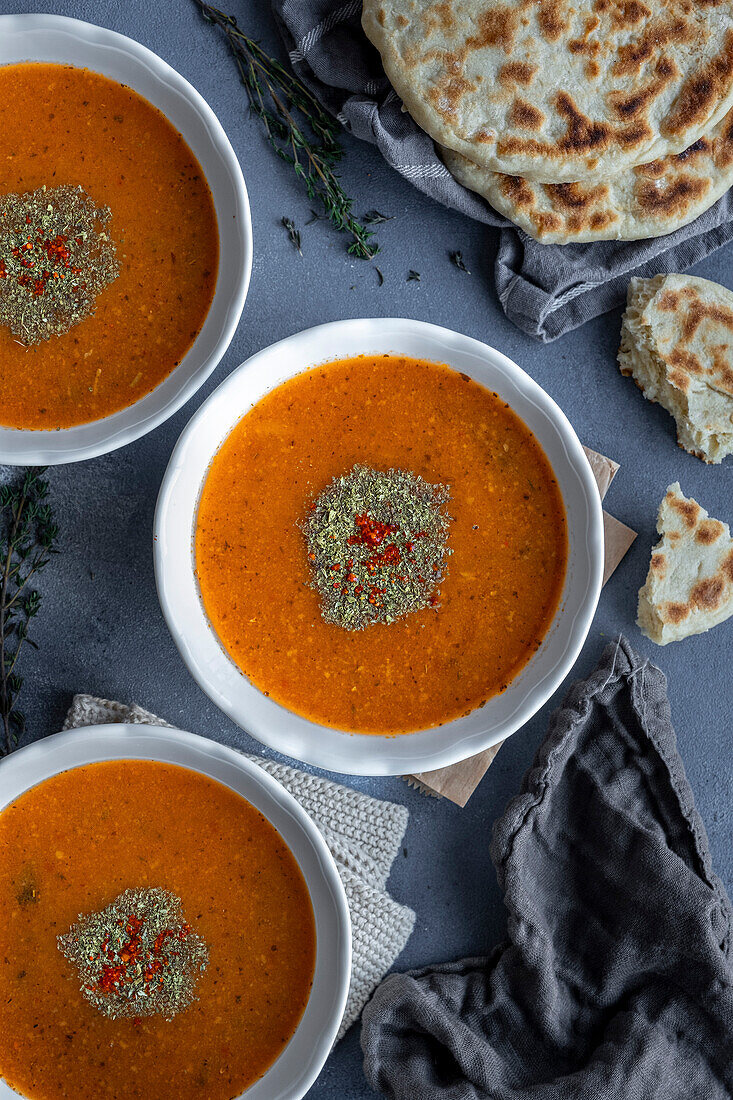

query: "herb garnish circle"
left=301, top=464, right=452, bottom=630
left=0, top=185, right=119, bottom=345
left=58, top=887, right=209, bottom=1021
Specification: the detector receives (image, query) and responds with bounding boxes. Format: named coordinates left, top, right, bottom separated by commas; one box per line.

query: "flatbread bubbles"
left=362, top=0, right=733, bottom=183
left=441, top=109, right=733, bottom=243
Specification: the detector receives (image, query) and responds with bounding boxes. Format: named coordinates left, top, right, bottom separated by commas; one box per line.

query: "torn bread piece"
left=638, top=483, right=733, bottom=645
left=618, top=274, right=733, bottom=464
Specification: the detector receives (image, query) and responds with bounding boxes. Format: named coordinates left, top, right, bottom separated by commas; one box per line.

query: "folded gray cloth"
left=360, top=637, right=733, bottom=1098
left=272, top=0, right=733, bottom=342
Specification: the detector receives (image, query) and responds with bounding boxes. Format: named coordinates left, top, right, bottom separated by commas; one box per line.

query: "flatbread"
left=618, top=274, right=733, bottom=464
left=637, top=483, right=733, bottom=644
left=362, top=0, right=733, bottom=182
left=440, top=107, right=733, bottom=242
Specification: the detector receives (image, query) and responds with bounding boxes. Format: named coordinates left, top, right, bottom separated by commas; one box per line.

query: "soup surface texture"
left=195, top=356, right=568, bottom=734
left=0, top=761, right=316, bottom=1099
left=0, top=63, right=218, bottom=429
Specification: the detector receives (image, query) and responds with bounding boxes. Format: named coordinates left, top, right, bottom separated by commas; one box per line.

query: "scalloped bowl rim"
left=0, top=14, right=252, bottom=465
left=0, top=723, right=351, bottom=1100
left=154, top=318, right=604, bottom=775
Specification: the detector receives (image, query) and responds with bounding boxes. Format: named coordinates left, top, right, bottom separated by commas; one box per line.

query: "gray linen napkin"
left=361, top=637, right=733, bottom=1098
left=272, top=0, right=733, bottom=342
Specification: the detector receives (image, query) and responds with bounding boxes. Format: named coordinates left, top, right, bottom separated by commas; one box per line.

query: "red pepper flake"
left=347, top=512, right=398, bottom=549
left=367, top=542, right=401, bottom=568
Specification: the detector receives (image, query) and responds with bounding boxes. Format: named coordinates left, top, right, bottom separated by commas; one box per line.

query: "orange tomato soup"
left=0, top=761, right=316, bottom=1100
left=195, top=356, right=568, bottom=734
left=0, top=63, right=218, bottom=429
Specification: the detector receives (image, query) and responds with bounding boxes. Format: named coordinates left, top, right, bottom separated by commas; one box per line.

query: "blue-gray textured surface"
left=1, top=2, right=731, bottom=1097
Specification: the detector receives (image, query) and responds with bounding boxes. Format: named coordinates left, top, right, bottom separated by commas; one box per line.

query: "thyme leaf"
left=195, top=2, right=378, bottom=259
left=0, top=468, right=58, bottom=756
left=450, top=250, right=470, bottom=274
left=282, top=217, right=302, bottom=255
left=407, top=270, right=421, bottom=282
left=363, top=210, right=394, bottom=225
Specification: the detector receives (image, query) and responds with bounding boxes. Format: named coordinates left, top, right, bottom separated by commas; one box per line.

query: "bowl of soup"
left=0, top=724, right=350, bottom=1100
left=0, top=14, right=251, bottom=464
left=154, top=318, right=604, bottom=775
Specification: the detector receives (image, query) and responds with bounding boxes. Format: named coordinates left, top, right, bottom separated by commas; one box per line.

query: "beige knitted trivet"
left=64, top=694, right=415, bottom=1039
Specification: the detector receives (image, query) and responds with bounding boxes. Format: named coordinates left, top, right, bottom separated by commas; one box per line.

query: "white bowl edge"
left=0, top=724, right=351, bottom=1100
left=154, top=318, right=604, bottom=775
left=0, top=14, right=252, bottom=465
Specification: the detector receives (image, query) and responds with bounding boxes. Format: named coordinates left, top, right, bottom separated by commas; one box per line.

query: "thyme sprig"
left=195, top=2, right=378, bottom=259
left=0, top=468, right=58, bottom=756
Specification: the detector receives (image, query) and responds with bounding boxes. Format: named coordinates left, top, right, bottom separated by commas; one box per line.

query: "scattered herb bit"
left=301, top=464, right=452, bottom=631
left=407, top=270, right=421, bottom=282
left=58, top=888, right=209, bottom=1021
left=363, top=210, right=394, bottom=225
left=195, top=2, right=378, bottom=259
left=450, top=250, right=470, bottom=274
left=0, top=185, right=118, bottom=345
left=282, top=217, right=302, bottom=255
left=375, top=266, right=384, bottom=286
left=1, top=468, right=59, bottom=757
left=305, top=209, right=323, bottom=225
left=16, top=884, right=39, bottom=906
left=16, top=874, right=40, bottom=907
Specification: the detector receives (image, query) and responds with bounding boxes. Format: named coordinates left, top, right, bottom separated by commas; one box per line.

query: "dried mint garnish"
left=58, top=887, right=208, bottom=1021
left=0, top=184, right=119, bottom=345
left=301, top=463, right=452, bottom=630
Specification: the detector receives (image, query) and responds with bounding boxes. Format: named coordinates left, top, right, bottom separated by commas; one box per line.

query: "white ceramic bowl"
left=154, top=318, right=604, bottom=775
left=0, top=15, right=252, bottom=465
left=0, top=724, right=350, bottom=1100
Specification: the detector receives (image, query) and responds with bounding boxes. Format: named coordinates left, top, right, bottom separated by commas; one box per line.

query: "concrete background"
left=1, top=2, right=731, bottom=1096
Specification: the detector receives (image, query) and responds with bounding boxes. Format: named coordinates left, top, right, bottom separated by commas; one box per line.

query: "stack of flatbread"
left=362, top=0, right=733, bottom=243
